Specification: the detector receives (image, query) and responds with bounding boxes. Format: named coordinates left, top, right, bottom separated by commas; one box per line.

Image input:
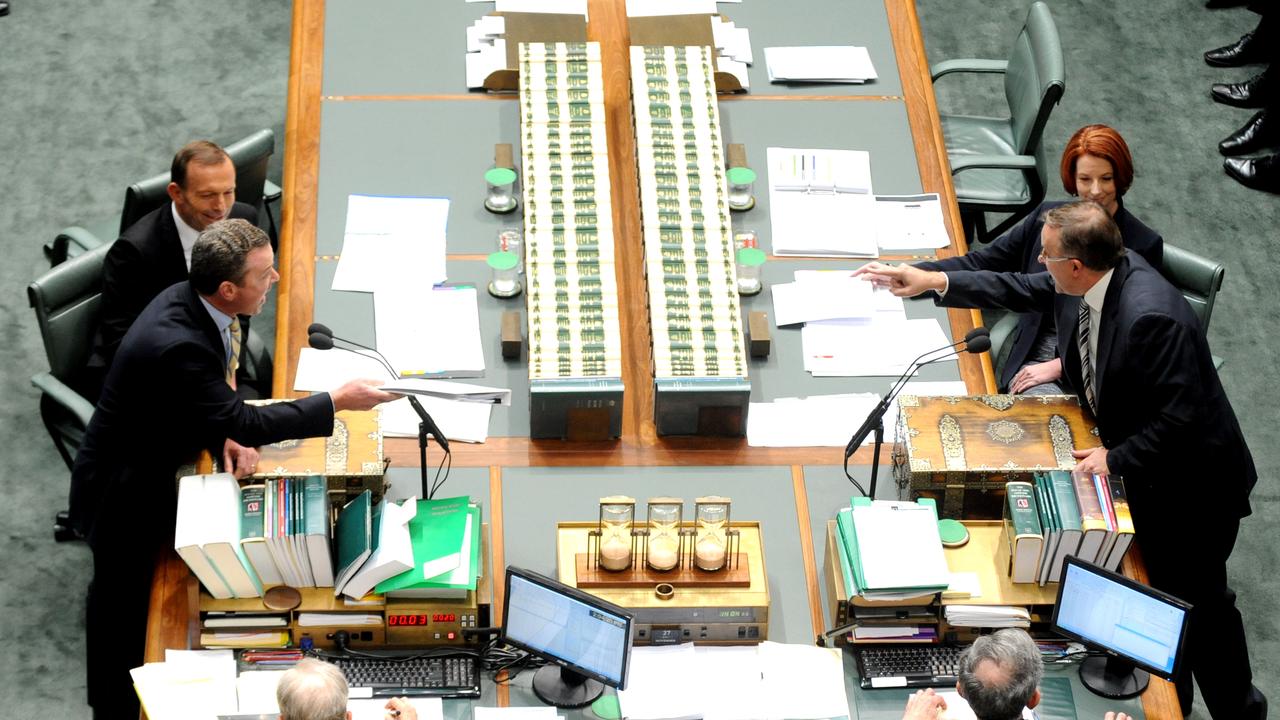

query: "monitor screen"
left=1052, top=556, right=1191, bottom=679
left=502, top=566, right=633, bottom=689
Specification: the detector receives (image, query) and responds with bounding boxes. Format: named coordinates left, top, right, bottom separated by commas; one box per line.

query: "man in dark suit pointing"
left=72, top=219, right=397, bottom=719
left=856, top=201, right=1265, bottom=719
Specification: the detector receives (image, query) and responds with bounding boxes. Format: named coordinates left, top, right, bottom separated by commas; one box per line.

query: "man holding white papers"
left=277, top=659, right=418, bottom=720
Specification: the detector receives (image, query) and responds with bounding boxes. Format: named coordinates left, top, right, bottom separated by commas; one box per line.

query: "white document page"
left=235, top=670, right=285, bottom=714
left=293, top=347, right=394, bottom=391
left=466, top=39, right=507, bottom=88
left=334, top=195, right=449, bottom=291
left=770, top=275, right=874, bottom=326
left=769, top=147, right=871, bottom=193
left=802, top=317, right=952, bottom=376
left=757, top=642, right=850, bottom=720
left=374, top=284, right=485, bottom=378
left=767, top=147, right=878, bottom=257
left=626, top=0, right=716, bottom=16
left=764, top=45, right=877, bottom=82
left=349, top=697, right=443, bottom=720
left=381, top=396, right=493, bottom=443
left=851, top=502, right=950, bottom=591
left=379, top=378, right=512, bottom=405
left=695, top=645, right=767, bottom=720
left=874, top=194, right=951, bottom=250
left=616, top=643, right=702, bottom=720
left=746, top=393, right=881, bottom=447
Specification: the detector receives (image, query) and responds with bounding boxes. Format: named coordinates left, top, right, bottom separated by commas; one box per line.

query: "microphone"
left=307, top=325, right=451, bottom=453
left=842, top=327, right=991, bottom=472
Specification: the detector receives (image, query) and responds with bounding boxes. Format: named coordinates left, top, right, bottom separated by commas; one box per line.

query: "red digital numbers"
left=389, top=614, right=429, bottom=626
left=432, top=613, right=456, bottom=623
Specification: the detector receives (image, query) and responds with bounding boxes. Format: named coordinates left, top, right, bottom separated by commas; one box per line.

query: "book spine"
left=1094, top=474, right=1116, bottom=532
left=1050, top=471, right=1082, bottom=531
left=1004, top=482, right=1041, bottom=537
left=1072, top=470, right=1107, bottom=532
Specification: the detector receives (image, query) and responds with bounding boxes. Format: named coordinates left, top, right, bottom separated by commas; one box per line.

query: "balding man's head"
left=957, top=629, right=1043, bottom=720
left=276, top=658, right=350, bottom=720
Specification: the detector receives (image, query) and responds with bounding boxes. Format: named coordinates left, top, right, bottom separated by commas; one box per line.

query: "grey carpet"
left=0, top=1, right=1275, bottom=718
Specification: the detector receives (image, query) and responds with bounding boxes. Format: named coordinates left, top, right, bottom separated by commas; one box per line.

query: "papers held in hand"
left=379, top=378, right=512, bottom=406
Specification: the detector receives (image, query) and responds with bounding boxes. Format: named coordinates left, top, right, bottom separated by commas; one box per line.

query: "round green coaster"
left=727, top=166, right=757, bottom=185
left=487, top=250, right=520, bottom=270
left=484, top=166, right=517, bottom=185
left=591, top=694, right=622, bottom=720
left=736, top=247, right=766, bottom=267
left=938, top=518, right=969, bottom=548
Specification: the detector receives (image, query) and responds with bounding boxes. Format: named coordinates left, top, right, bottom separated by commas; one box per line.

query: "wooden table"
left=143, top=1, right=1180, bottom=717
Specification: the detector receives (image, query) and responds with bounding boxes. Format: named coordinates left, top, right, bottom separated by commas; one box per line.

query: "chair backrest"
left=1004, top=2, right=1065, bottom=155
left=119, top=128, right=276, bottom=234
left=28, top=242, right=111, bottom=381
left=1161, top=242, right=1225, bottom=334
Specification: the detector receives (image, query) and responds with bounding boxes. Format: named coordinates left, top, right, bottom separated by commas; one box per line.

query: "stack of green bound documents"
left=375, top=496, right=482, bottom=599
left=834, top=497, right=950, bottom=601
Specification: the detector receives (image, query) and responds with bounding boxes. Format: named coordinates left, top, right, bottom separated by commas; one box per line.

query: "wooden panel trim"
left=792, top=466, right=825, bottom=642
left=489, top=466, right=509, bottom=708
left=275, top=0, right=327, bottom=399
left=588, top=0, right=655, bottom=444
left=886, top=0, right=995, bottom=394
left=719, top=94, right=902, bottom=102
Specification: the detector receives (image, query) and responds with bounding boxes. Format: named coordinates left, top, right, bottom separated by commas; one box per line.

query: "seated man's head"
left=276, top=658, right=351, bottom=720
left=957, top=629, right=1043, bottom=720
left=191, top=219, right=279, bottom=317
left=168, top=140, right=236, bottom=231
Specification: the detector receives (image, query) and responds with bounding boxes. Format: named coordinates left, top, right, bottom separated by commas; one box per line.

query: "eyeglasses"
left=1037, top=251, right=1075, bottom=264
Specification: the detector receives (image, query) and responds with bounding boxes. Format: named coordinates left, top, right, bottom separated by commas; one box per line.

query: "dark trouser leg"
left=86, top=527, right=159, bottom=718
left=1141, top=517, right=1266, bottom=720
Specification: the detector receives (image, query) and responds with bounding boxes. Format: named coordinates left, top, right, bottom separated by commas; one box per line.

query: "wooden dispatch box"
left=250, top=407, right=389, bottom=499
left=892, top=395, right=1096, bottom=519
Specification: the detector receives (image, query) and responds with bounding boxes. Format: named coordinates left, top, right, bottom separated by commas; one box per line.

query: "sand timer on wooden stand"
left=642, top=498, right=685, bottom=572
left=587, top=496, right=636, bottom=572
left=694, top=496, right=738, bottom=572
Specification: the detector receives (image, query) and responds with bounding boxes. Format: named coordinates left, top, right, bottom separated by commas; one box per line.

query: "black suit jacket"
left=917, top=200, right=1163, bottom=390
left=70, top=280, right=334, bottom=543
left=942, top=253, right=1256, bottom=524
left=89, top=200, right=258, bottom=372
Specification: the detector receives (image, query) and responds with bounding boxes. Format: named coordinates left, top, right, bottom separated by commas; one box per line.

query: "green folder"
left=375, top=497, right=474, bottom=595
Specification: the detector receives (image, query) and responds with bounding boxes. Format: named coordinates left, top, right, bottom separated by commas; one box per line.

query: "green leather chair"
left=1162, top=242, right=1226, bottom=369
left=28, top=241, right=110, bottom=540
left=931, top=1, right=1065, bottom=245
left=44, top=129, right=283, bottom=264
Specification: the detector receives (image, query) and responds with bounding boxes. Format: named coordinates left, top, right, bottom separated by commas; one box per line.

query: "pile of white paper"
left=764, top=45, right=877, bottom=83
left=130, top=650, right=238, bottom=720
left=711, top=15, right=752, bottom=88
left=944, top=604, right=1032, bottom=628
left=766, top=147, right=878, bottom=258
left=745, top=381, right=967, bottom=448
left=617, top=642, right=849, bottom=720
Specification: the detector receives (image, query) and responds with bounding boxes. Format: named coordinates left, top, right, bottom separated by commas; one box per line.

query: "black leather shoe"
left=1205, top=32, right=1267, bottom=67
left=0, top=1, right=9, bottom=16
left=1220, top=110, right=1280, bottom=155
left=1212, top=68, right=1275, bottom=108
left=1224, top=153, right=1280, bottom=193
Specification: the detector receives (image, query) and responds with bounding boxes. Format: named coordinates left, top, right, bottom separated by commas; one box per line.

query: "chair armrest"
left=949, top=154, right=1038, bottom=174
left=263, top=179, right=282, bottom=204
left=930, top=58, right=1008, bottom=81
left=47, top=226, right=106, bottom=266
left=31, top=372, right=95, bottom=428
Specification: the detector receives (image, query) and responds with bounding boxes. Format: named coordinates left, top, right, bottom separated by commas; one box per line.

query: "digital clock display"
left=387, top=613, right=458, bottom=626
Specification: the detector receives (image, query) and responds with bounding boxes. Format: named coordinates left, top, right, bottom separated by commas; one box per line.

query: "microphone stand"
left=844, top=331, right=989, bottom=498
left=312, top=334, right=439, bottom=500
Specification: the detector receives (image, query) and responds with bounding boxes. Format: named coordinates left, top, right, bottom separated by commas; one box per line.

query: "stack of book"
left=176, top=474, right=338, bottom=599
left=1000, top=471, right=1135, bottom=586
left=835, top=498, right=951, bottom=600
left=332, top=493, right=482, bottom=601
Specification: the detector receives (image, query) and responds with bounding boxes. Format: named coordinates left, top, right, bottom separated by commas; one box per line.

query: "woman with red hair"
left=910, top=124, right=1163, bottom=395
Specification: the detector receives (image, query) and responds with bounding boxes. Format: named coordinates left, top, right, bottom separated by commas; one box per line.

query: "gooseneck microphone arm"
left=308, top=323, right=451, bottom=499
left=842, top=328, right=991, bottom=498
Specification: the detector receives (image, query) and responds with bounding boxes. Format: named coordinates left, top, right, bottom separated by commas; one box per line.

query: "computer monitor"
left=501, top=566, right=634, bottom=709
left=1051, top=555, right=1192, bottom=699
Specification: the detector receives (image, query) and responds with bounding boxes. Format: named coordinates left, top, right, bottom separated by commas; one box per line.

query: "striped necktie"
left=1076, top=301, right=1096, bottom=413
left=227, top=317, right=241, bottom=389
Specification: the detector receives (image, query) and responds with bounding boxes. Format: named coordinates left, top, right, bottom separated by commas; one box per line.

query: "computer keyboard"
left=854, top=644, right=963, bottom=689
left=321, top=652, right=481, bottom=698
